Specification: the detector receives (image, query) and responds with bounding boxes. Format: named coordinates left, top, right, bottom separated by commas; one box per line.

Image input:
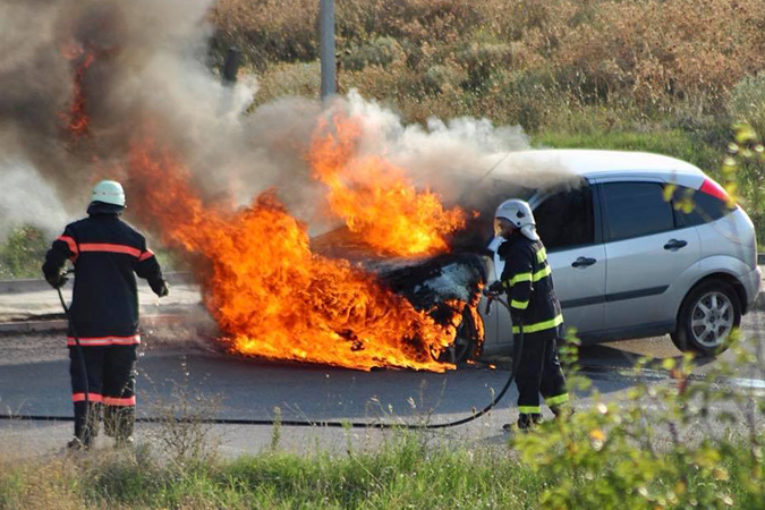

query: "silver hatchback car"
left=477, top=149, right=760, bottom=357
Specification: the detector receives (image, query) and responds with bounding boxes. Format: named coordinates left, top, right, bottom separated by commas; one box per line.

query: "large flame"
left=125, top=138, right=460, bottom=372
left=309, top=115, right=466, bottom=257
left=54, top=21, right=468, bottom=372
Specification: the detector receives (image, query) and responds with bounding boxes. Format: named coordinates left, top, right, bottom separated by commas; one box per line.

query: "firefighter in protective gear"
left=491, top=199, right=570, bottom=431
left=43, top=180, right=169, bottom=449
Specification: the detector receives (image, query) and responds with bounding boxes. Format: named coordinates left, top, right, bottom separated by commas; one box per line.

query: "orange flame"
left=309, top=115, right=466, bottom=257
left=125, top=138, right=459, bottom=372
left=60, top=42, right=94, bottom=139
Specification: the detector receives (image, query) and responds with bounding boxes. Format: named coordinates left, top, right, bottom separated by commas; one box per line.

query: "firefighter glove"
left=484, top=281, right=504, bottom=296
left=46, top=272, right=68, bottom=289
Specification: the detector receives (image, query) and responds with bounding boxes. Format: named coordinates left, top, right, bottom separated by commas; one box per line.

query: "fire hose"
left=2, top=290, right=523, bottom=430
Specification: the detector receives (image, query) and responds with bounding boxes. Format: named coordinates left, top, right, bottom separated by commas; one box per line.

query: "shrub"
left=340, top=37, right=402, bottom=71
left=729, top=74, right=765, bottom=141
left=722, top=123, right=765, bottom=242
left=254, top=61, right=321, bottom=104
left=0, top=227, right=48, bottom=279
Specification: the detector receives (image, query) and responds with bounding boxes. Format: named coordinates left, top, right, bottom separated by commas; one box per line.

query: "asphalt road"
left=1, top=307, right=763, bottom=460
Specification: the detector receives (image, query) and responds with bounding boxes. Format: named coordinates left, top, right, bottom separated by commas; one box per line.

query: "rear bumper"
left=741, top=266, right=761, bottom=313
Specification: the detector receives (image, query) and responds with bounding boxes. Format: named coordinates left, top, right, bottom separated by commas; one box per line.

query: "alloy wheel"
left=690, top=291, right=734, bottom=349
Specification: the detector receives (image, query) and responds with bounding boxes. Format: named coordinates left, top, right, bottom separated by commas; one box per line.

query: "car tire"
left=436, top=306, right=479, bottom=366
left=671, top=280, right=741, bottom=356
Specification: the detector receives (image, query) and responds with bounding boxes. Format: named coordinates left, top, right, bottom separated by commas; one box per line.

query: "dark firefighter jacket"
left=42, top=202, right=165, bottom=346
left=498, top=234, right=563, bottom=335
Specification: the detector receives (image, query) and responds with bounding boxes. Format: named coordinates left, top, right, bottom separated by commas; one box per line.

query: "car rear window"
left=601, top=182, right=674, bottom=241
left=671, top=185, right=735, bottom=227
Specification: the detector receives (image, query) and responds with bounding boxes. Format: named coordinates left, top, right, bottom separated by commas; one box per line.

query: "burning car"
left=316, top=149, right=760, bottom=363
left=311, top=230, right=488, bottom=364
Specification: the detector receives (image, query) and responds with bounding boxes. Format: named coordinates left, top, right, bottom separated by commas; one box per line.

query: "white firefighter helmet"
left=494, top=198, right=539, bottom=241
left=91, top=180, right=126, bottom=207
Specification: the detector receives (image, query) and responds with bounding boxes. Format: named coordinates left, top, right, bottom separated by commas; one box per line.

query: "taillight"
left=699, top=178, right=730, bottom=203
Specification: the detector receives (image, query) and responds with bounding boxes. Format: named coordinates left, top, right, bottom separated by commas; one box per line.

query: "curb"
left=0, top=313, right=190, bottom=334
left=0, top=272, right=194, bottom=295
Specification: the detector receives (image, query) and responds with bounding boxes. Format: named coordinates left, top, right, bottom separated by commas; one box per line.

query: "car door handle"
left=571, top=257, right=597, bottom=268
left=664, top=239, right=688, bottom=251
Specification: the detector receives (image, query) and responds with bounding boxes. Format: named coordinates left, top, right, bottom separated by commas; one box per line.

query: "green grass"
left=535, top=128, right=724, bottom=178
left=1, top=430, right=762, bottom=509
left=0, top=437, right=540, bottom=509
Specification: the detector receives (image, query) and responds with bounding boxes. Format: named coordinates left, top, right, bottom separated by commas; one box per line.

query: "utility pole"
left=319, top=0, right=336, bottom=101
left=221, top=46, right=241, bottom=85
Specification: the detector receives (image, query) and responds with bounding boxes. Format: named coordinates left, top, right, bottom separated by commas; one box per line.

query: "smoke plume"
left=0, top=159, right=68, bottom=240
left=0, top=0, right=564, bottom=244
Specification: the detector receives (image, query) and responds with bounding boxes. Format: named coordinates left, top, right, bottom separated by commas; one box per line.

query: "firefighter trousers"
left=69, top=344, right=137, bottom=445
left=515, top=329, right=568, bottom=415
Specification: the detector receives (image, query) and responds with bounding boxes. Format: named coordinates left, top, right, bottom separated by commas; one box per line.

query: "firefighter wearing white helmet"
left=489, top=199, right=570, bottom=431
left=494, top=199, right=539, bottom=241
left=43, top=180, right=169, bottom=449
left=91, top=179, right=126, bottom=207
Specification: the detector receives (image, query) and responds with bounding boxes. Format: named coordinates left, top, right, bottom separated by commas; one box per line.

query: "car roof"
left=485, top=149, right=708, bottom=186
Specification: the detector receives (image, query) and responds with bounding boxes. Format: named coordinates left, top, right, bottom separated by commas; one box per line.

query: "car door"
left=598, top=180, right=701, bottom=331
left=492, top=183, right=606, bottom=336
left=533, top=183, right=606, bottom=335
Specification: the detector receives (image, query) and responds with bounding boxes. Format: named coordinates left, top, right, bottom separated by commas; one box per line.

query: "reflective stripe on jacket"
left=498, top=235, right=563, bottom=335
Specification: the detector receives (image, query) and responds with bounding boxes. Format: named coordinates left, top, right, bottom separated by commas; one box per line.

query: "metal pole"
left=222, top=46, right=241, bottom=85
left=319, top=0, right=336, bottom=101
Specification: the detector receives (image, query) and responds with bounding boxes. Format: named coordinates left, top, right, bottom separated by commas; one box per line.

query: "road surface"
left=0, top=283, right=763, bottom=460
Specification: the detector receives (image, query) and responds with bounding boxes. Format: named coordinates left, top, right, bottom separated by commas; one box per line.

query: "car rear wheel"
left=671, top=280, right=741, bottom=356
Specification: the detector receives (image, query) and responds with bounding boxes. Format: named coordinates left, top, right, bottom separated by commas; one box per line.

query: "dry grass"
left=205, top=0, right=765, bottom=237
left=210, top=0, right=765, bottom=129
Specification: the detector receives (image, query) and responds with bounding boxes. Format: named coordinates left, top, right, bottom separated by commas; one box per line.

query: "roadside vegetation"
left=211, top=0, right=764, bottom=156
left=0, top=227, right=49, bottom=279
left=210, top=0, right=765, bottom=235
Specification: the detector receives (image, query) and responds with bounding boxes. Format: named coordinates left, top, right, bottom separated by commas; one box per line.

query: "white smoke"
left=339, top=90, right=550, bottom=205
left=0, top=159, right=70, bottom=240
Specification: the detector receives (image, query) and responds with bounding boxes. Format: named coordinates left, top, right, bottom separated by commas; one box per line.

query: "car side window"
left=601, top=182, right=674, bottom=241
left=534, top=185, right=595, bottom=251
left=671, top=186, right=733, bottom=227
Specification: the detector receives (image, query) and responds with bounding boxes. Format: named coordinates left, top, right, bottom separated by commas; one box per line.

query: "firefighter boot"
left=114, top=407, right=136, bottom=448
left=504, top=413, right=543, bottom=432
left=518, top=413, right=544, bottom=431
left=72, top=401, right=100, bottom=449
left=551, top=405, right=574, bottom=422
left=67, top=437, right=87, bottom=451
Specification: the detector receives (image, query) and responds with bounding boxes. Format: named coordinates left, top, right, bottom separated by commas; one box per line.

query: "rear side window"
left=672, top=186, right=734, bottom=227
left=601, top=182, right=674, bottom=241
left=534, top=185, right=595, bottom=251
